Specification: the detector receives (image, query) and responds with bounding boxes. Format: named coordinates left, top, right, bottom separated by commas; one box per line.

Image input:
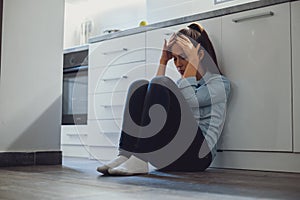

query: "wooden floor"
left=0, top=157, right=300, bottom=200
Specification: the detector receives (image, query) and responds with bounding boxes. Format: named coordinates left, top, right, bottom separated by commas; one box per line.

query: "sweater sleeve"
left=177, top=77, right=200, bottom=108
left=177, top=75, right=231, bottom=108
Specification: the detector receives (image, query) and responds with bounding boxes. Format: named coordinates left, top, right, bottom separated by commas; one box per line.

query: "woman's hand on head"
left=175, top=34, right=202, bottom=68
left=160, top=36, right=175, bottom=65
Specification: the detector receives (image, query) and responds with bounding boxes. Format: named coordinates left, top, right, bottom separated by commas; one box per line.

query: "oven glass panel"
left=62, top=67, right=88, bottom=125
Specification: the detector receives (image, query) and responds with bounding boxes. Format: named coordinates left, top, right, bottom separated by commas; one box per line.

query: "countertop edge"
left=88, top=0, right=293, bottom=44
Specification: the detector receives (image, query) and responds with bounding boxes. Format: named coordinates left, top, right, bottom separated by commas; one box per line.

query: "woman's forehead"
left=170, top=43, right=184, bottom=56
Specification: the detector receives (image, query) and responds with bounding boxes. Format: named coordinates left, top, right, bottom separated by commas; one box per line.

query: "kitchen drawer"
left=88, top=61, right=146, bottom=94
left=61, top=144, right=90, bottom=158
left=89, top=146, right=119, bottom=161
left=88, top=120, right=120, bottom=147
left=61, top=125, right=88, bottom=145
left=61, top=132, right=88, bottom=145
left=89, top=33, right=146, bottom=69
left=88, top=119, right=122, bottom=134
left=88, top=132, right=120, bottom=147
left=88, top=92, right=126, bottom=120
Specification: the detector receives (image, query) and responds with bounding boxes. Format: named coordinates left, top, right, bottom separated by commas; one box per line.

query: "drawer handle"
left=232, top=11, right=274, bottom=23
left=101, top=104, right=124, bottom=108
left=102, top=48, right=128, bottom=55
left=103, top=131, right=120, bottom=134
left=102, top=75, right=128, bottom=81
left=66, top=133, right=88, bottom=137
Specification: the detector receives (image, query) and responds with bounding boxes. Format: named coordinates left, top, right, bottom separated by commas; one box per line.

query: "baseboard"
left=0, top=151, right=62, bottom=167
left=211, top=151, right=300, bottom=173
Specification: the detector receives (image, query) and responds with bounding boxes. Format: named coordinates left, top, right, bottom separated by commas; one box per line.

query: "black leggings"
left=118, top=76, right=212, bottom=172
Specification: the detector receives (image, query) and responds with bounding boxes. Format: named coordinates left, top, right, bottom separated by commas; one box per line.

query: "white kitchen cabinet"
left=88, top=92, right=126, bottom=120
left=218, top=3, right=292, bottom=151
left=61, top=125, right=90, bottom=158
left=292, top=1, right=300, bottom=152
left=88, top=61, right=146, bottom=94
left=89, top=33, right=146, bottom=69
left=197, top=17, right=222, bottom=69
left=88, top=33, right=146, bottom=160
left=87, top=119, right=121, bottom=160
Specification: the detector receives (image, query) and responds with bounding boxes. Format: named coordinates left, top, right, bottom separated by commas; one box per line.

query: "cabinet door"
left=219, top=3, right=292, bottom=151
left=292, top=1, right=300, bottom=152
left=197, top=17, right=222, bottom=70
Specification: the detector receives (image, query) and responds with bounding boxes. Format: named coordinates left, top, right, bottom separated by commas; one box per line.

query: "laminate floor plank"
left=0, top=157, right=299, bottom=200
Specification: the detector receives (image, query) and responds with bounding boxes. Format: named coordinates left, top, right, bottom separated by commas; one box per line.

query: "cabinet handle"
left=232, top=11, right=274, bottom=23
left=101, top=104, right=124, bottom=108
left=102, top=75, right=128, bottom=81
left=66, top=133, right=88, bottom=137
left=102, top=48, right=128, bottom=55
left=103, top=131, right=120, bottom=134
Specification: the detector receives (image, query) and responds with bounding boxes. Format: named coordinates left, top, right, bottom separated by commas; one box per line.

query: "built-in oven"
left=62, top=46, right=88, bottom=125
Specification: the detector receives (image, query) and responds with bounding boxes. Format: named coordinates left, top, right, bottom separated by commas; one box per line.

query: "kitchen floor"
left=0, top=157, right=300, bottom=200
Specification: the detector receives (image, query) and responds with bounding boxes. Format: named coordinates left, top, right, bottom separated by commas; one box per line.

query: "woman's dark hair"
left=177, top=23, right=222, bottom=75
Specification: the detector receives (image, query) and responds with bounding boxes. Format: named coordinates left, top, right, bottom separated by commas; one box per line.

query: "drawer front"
left=61, top=125, right=88, bottom=145
left=88, top=119, right=122, bottom=134
left=88, top=92, right=126, bottom=120
left=89, top=61, right=146, bottom=94
left=89, top=33, right=146, bottom=69
left=89, top=146, right=119, bottom=161
left=88, top=120, right=121, bottom=147
left=61, top=145, right=90, bottom=158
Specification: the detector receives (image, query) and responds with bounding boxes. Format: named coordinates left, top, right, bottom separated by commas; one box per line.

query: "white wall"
left=0, top=0, right=64, bottom=152
left=64, top=0, right=147, bottom=48
left=147, top=0, right=260, bottom=23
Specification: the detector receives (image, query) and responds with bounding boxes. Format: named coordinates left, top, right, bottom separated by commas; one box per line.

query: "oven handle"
left=63, top=65, right=88, bottom=73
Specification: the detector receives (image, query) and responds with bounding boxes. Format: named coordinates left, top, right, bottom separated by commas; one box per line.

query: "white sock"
left=105, top=155, right=128, bottom=168
left=97, top=155, right=128, bottom=174
left=108, top=155, right=149, bottom=175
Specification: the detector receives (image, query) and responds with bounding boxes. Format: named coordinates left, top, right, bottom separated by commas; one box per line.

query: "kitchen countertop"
left=89, top=0, right=296, bottom=44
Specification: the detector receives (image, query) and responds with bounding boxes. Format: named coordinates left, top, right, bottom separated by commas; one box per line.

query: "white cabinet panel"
left=219, top=3, right=292, bottom=151
left=198, top=17, right=222, bottom=70
left=88, top=120, right=121, bottom=147
left=292, top=1, right=300, bottom=152
left=89, top=33, right=146, bottom=69
left=61, top=145, right=90, bottom=158
left=88, top=92, right=126, bottom=120
left=88, top=62, right=146, bottom=94
left=61, top=125, right=88, bottom=145
left=89, top=146, right=119, bottom=161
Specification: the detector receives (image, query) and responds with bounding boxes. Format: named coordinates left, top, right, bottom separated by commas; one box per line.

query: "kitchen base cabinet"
left=88, top=33, right=146, bottom=160
left=292, top=1, right=300, bottom=152
left=88, top=146, right=118, bottom=161
left=218, top=3, right=292, bottom=152
left=61, top=145, right=90, bottom=158
left=61, top=125, right=90, bottom=158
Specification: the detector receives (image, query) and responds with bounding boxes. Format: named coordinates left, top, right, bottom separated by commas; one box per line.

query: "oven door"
left=62, top=66, right=88, bottom=125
